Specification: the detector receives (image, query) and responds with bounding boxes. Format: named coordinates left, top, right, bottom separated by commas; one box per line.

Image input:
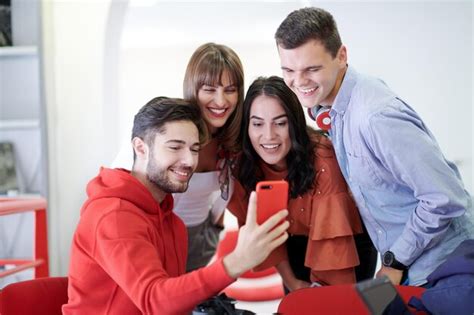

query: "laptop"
left=355, top=276, right=412, bottom=315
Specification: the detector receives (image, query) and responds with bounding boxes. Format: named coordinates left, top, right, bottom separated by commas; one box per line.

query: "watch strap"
left=383, top=251, right=408, bottom=270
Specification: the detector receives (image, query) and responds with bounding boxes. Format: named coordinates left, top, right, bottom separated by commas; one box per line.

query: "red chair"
left=215, top=229, right=284, bottom=301
left=277, top=284, right=426, bottom=315
left=0, top=277, right=68, bottom=315
left=0, top=197, right=49, bottom=279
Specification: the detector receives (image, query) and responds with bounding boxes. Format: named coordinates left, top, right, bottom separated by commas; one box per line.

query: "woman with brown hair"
left=174, top=42, right=244, bottom=271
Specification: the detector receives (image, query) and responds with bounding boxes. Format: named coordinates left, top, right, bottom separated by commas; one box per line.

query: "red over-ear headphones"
left=308, top=107, right=331, bottom=131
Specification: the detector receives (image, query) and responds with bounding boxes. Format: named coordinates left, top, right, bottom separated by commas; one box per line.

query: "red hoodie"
left=63, top=168, right=235, bottom=315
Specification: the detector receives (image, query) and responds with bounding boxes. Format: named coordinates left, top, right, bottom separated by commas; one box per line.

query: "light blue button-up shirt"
left=312, top=66, right=474, bottom=285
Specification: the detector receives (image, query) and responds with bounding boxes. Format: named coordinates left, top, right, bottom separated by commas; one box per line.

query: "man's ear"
left=337, top=45, right=347, bottom=66
left=132, top=137, right=148, bottom=159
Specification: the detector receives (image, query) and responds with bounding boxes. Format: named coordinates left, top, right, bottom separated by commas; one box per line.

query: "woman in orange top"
left=227, top=76, right=362, bottom=291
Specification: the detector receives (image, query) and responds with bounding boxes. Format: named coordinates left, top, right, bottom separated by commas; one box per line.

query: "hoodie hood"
left=82, top=167, right=173, bottom=216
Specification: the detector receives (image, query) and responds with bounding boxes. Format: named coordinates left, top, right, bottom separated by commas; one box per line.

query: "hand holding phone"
left=256, top=180, right=289, bottom=225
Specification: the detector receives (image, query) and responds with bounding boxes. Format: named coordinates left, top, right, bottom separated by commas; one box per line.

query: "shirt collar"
left=308, top=65, right=358, bottom=119
left=331, top=65, right=357, bottom=115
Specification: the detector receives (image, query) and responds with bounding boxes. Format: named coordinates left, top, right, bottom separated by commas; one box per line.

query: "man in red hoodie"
left=63, top=97, right=289, bottom=315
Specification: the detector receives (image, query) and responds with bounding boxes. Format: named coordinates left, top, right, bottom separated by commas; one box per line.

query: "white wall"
left=41, top=0, right=113, bottom=276
left=42, top=1, right=472, bottom=276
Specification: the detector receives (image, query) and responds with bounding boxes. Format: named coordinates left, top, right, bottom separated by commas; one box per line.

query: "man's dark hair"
left=131, top=96, right=208, bottom=160
left=275, top=7, right=342, bottom=58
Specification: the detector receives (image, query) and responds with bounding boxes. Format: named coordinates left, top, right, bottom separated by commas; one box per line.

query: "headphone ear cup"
left=316, top=108, right=331, bottom=131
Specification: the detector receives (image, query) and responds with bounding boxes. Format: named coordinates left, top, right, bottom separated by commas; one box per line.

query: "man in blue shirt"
left=275, top=7, right=473, bottom=286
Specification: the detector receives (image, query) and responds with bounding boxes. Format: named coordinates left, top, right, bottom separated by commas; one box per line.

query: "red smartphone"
left=256, top=180, right=289, bottom=225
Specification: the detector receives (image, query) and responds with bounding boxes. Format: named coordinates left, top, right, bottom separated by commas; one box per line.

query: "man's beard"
left=146, top=155, right=191, bottom=194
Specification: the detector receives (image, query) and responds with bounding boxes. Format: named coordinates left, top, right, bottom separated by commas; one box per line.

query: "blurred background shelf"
left=0, top=0, right=47, bottom=290
left=0, top=46, right=37, bottom=57
left=0, top=119, right=39, bottom=130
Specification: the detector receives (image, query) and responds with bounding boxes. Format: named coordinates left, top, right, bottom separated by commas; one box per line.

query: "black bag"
left=192, top=293, right=255, bottom=315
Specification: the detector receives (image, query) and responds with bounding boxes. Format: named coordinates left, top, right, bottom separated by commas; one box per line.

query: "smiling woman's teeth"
left=209, top=108, right=226, bottom=114
left=262, top=144, right=279, bottom=149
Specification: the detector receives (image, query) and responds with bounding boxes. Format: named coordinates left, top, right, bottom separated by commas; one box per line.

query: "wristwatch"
left=382, top=251, right=407, bottom=270
left=382, top=251, right=409, bottom=284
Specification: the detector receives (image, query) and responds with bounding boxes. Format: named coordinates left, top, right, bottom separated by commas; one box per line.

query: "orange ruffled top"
left=227, top=136, right=363, bottom=285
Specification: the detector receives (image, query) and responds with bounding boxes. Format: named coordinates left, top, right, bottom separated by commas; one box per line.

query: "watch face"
left=383, top=252, right=394, bottom=266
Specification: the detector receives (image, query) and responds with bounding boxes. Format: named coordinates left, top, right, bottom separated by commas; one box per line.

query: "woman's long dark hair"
left=238, top=76, right=316, bottom=198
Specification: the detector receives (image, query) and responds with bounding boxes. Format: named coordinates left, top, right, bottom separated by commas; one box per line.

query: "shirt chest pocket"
left=346, top=151, right=383, bottom=188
